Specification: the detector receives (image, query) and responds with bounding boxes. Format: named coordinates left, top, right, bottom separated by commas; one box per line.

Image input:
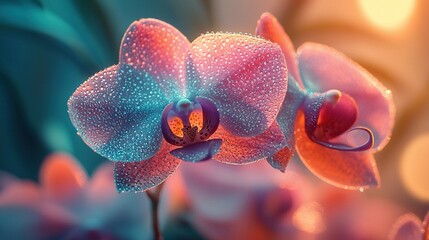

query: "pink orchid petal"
left=40, top=153, right=87, bottom=202
left=255, top=12, right=303, bottom=87
left=213, top=122, right=286, bottom=165
left=388, top=213, right=424, bottom=240
left=295, top=112, right=380, bottom=189
left=86, top=163, right=117, bottom=203
left=119, top=19, right=190, bottom=99
left=186, top=33, right=288, bottom=137
left=114, top=140, right=180, bottom=192
left=0, top=181, right=41, bottom=206
left=68, top=65, right=165, bottom=162
left=297, top=43, right=395, bottom=151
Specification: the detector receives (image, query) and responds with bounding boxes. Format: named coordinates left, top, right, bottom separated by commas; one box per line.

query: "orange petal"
left=40, top=153, right=87, bottom=202
left=295, top=112, right=380, bottom=189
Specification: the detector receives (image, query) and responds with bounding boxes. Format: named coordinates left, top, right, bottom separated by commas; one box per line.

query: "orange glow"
left=189, top=109, right=203, bottom=131
left=400, top=133, right=429, bottom=202
left=168, top=116, right=184, bottom=137
left=292, top=202, right=326, bottom=233
left=359, top=0, right=415, bottom=31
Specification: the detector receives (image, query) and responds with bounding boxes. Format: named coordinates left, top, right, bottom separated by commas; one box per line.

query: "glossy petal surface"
left=68, top=65, right=166, bottom=162
left=170, top=139, right=222, bottom=162
left=120, top=18, right=190, bottom=100
left=297, top=43, right=395, bottom=151
left=295, top=112, right=380, bottom=189
left=213, top=122, right=286, bottom=165
left=269, top=79, right=305, bottom=171
left=256, top=12, right=303, bottom=87
left=114, top=141, right=180, bottom=192
left=388, top=214, right=424, bottom=240
left=186, top=33, right=287, bottom=136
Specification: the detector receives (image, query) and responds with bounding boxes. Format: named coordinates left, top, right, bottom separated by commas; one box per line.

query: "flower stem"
left=146, top=182, right=164, bottom=240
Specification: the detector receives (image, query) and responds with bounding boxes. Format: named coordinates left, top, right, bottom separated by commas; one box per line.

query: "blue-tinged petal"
left=186, top=33, right=288, bottom=137
left=68, top=64, right=168, bottom=162
left=170, top=139, right=222, bottom=162
left=114, top=140, right=180, bottom=193
left=120, top=19, right=190, bottom=102
left=268, top=77, right=306, bottom=172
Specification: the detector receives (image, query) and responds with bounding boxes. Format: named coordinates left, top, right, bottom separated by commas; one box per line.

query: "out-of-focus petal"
left=86, top=163, right=116, bottom=203
left=114, top=141, right=180, bottom=193
left=255, top=12, right=303, bottom=87
left=295, top=112, right=380, bottom=189
left=424, top=211, right=429, bottom=240
left=0, top=181, right=40, bottom=206
left=213, top=122, right=286, bottom=165
left=170, top=139, right=222, bottom=162
left=119, top=19, right=190, bottom=100
left=388, top=213, right=424, bottom=240
left=0, top=204, right=75, bottom=240
left=40, top=153, right=87, bottom=203
left=297, top=43, right=395, bottom=151
left=186, top=33, right=287, bottom=137
left=68, top=64, right=165, bottom=162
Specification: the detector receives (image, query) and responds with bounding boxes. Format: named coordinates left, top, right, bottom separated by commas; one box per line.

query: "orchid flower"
left=0, top=153, right=153, bottom=239
left=256, top=13, right=395, bottom=189
left=68, top=18, right=288, bottom=192
left=388, top=212, right=429, bottom=240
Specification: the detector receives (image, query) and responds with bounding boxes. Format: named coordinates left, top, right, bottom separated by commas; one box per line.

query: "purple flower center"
left=161, top=97, right=220, bottom=146
left=303, top=89, right=374, bottom=151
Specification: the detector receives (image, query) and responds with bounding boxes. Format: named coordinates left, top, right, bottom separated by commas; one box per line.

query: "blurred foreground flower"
left=388, top=212, right=429, bottom=240
left=180, top=160, right=403, bottom=240
left=0, top=153, right=152, bottom=239
left=256, top=13, right=395, bottom=189
left=68, top=18, right=288, bottom=193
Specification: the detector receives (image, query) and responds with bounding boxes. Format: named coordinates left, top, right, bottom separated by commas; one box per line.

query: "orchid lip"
left=303, top=89, right=375, bottom=152
left=161, top=96, right=220, bottom=147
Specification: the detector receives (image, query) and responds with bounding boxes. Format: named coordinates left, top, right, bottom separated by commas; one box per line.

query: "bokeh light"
left=359, top=0, right=416, bottom=31
left=401, top=133, right=429, bottom=202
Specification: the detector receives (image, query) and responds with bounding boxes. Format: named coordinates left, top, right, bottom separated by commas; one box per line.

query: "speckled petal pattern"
left=268, top=79, right=305, bottom=172
left=114, top=141, right=180, bottom=193
left=68, top=65, right=165, bottom=162
left=297, top=43, right=395, bottom=151
left=256, top=12, right=303, bottom=87
left=186, top=33, right=288, bottom=137
left=213, top=122, right=286, bottom=165
left=120, top=19, right=190, bottom=101
left=295, top=112, right=380, bottom=189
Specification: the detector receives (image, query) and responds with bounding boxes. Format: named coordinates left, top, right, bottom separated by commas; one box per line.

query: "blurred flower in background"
left=180, top=159, right=405, bottom=240
left=388, top=211, right=428, bottom=240
left=0, top=153, right=152, bottom=239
